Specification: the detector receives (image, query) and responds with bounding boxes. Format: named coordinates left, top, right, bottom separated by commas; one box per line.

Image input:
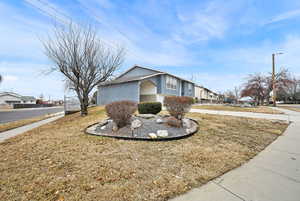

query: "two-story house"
left=97, top=65, right=195, bottom=105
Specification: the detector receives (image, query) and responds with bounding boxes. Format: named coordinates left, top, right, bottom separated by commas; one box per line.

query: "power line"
left=26, top=0, right=148, bottom=64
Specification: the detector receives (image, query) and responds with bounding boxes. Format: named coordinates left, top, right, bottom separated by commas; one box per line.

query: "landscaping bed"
left=193, top=104, right=284, bottom=114
left=86, top=114, right=198, bottom=140
left=0, top=106, right=288, bottom=201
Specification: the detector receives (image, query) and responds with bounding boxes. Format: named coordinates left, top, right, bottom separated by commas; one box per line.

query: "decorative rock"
left=182, top=118, right=192, bottom=128
left=157, top=130, right=168, bottom=137
left=156, top=118, right=163, bottom=124
left=131, top=119, right=142, bottom=129
left=186, top=122, right=198, bottom=134
left=112, top=122, right=118, bottom=132
left=148, top=133, right=157, bottom=139
left=137, top=114, right=156, bottom=119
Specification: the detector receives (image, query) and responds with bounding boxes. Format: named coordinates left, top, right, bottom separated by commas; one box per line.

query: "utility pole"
left=272, top=53, right=276, bottom=107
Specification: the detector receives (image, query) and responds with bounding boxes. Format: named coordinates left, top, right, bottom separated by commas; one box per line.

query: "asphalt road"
left=0, top=107, right=64, bottom=124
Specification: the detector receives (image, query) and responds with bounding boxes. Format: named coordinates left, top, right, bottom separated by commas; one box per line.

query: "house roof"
left=102, top=65, right=195, bottom=86
left=115, top=65, right=163, bottom=79
left=0, top=91, right=22, bottom=98
left=100, top=73, right=164, bottom=85
left=21, top=96, right=36, bottom=101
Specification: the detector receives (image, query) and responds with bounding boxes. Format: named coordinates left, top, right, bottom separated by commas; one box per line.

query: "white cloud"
left=174, top=12, right=228, bottom=43
left=267, top=9, right=300, bottom=24
left=3, top=75, right=18, bottom=82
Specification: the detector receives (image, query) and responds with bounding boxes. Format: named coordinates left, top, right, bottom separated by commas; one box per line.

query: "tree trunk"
left=80, top=93, right=89, bottom=116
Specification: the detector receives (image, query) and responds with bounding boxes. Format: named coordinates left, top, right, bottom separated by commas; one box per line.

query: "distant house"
left=194, top=85, right=219, bottom=103
left=97, top=65, right=195, bottom=105
left=21, top=96, right=36, bottom=104
left=0, top=92, right=23, bottom=106
left=0, top=92, right=36, bottom=106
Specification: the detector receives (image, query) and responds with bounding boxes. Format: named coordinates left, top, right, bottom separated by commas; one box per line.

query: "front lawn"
left=0, top=106, right=288, bottom=201
left=193, top=104, right=283, bottom=114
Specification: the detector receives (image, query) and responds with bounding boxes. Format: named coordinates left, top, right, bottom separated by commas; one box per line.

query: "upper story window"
left=188, top=83, right=192, bottom=92
left=166, top=75, right=177, bottom=90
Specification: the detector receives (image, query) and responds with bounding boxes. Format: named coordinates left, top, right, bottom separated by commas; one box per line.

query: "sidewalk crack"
left=212, top=181, right=246, bottom=201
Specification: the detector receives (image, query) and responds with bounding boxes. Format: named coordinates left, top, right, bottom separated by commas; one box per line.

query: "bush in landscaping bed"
left=105, top=100, right=137, bottom=128
left=163, top=96, right=194, bottom=119
left=138, top=102, right=162, bottom=114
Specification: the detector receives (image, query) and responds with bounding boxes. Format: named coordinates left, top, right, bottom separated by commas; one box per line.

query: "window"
left=166, top=76, right=177, bottom=90
left=188, top=83, right=192, bottom=92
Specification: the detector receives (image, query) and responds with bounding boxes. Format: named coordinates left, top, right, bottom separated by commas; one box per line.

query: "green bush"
left=138, top=102, right=162, bottom=114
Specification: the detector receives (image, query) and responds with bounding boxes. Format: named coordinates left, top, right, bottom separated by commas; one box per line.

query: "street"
left=0, top=107, right=64, bottom=124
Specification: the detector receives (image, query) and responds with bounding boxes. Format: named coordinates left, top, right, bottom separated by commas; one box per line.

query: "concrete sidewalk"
left=0, top=114, right=64, bottom=143
left=190, top=108, right=290, bottom=121
left=171, top=108, right=300, bottom=201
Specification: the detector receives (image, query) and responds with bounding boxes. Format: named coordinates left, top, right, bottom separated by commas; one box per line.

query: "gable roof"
left=115, top=65, right=163, bottom=79
left=100, top=73, right=164, bottom=85
left=101, top=65, right=195, bottom=86
left=0, top=91, right=22, bottom=98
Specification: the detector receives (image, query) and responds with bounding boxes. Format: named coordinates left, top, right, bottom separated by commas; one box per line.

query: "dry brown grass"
left=0, top=115, right=52, bottom=133
left=0, top=106, right=288, bottom=201
left=193, top=105, right=284, bottom=114
left=278, top=106, right=300, bottom=112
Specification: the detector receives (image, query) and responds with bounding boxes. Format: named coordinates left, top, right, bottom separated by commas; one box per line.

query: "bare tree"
left=241, top=73, right=268, bottom=105
left=0, top=74, right=2, bottom=84
left=282, top=77, right=300, bottom=103
left=233, top=86, right=241, bottom=103
left=43, top=23, right=125, bottom=115
left=266, top=68, right=292, bottom=101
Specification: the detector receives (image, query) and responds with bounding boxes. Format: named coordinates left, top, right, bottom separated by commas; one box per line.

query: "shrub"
left=138, top=102, right=162, bottom=114
left=163, top=96, right=194, bottom=119
left=105, top=100, right=137, bottom=128
left=166, top=116, right=182, bottom=127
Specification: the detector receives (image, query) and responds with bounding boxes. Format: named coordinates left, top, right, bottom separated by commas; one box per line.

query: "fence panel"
left=64, top=96, right=81, bottom=114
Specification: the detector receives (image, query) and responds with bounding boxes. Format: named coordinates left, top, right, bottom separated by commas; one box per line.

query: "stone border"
left=85, top=118, right=199, bottom=141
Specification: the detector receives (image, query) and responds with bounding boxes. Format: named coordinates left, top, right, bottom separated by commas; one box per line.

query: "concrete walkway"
left=0, top=114, right=64, bottom=143
left=190, top=108, right=290, bottom=121
left=171, top=108, right=300, bottom=201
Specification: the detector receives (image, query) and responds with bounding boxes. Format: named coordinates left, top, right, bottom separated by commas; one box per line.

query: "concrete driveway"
left=0, top=106, right=64, bottom=124
left=171, top=107, right=300, bottom=201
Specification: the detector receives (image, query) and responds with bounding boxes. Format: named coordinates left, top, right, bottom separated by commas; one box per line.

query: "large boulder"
left=157, top=130, right=168, bottom=137
left=131, top=119, right=142, bottom=129
left=148, top=133, right=158, bottom=139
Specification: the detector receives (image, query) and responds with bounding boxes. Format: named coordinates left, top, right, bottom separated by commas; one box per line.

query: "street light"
left=272, top=52, right=284, bottom=107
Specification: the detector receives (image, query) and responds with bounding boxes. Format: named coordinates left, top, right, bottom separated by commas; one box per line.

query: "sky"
left=1, top=0, right=300, bottom=99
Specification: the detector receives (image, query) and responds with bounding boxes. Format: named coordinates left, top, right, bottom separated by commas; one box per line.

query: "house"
left=97, top=65, right=195, bottom=105
left=0, top=92, right=23, bottom=106
left=0, top=92, right=36, bottom=106
left=194, top=85, right=219, bottom=103
left=21, top=96, right=36, bottom=104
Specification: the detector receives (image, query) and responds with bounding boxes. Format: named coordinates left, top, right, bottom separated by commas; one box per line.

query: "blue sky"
left=1, top=0, right=300, bottom=99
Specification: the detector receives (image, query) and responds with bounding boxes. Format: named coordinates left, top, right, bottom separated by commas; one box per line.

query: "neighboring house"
left=21, top=96, right=36, bottom=104
left=97, top=65, right=195, bottom=105
left=0, top=92, right=23, bottom=106
left=0, top=92, right=36, bottom=106
left=194, top=85, right=219, bottom=103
